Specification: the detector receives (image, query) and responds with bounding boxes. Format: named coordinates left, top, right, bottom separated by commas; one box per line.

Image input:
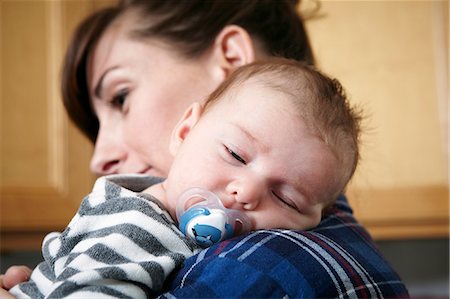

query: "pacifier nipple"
left=176, top=188, right=251, bottom=248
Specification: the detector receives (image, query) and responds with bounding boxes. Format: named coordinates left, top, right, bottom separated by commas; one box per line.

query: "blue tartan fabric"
left=161, top=195, right=410, bottom=298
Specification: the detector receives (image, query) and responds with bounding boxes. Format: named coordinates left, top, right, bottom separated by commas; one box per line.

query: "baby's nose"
left=226, top=179, right=264, bottom=210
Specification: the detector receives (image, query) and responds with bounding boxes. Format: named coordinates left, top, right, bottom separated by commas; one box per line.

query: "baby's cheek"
left=252, top=211, right=295, bottom=230
left=303, top=206, right=323, bottom=229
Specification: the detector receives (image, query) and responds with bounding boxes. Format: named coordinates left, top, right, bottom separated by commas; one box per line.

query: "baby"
left=10, top=58, right=361, bottom=298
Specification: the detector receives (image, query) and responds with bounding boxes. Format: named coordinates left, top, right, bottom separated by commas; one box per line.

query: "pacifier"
left=176, top=188, right=251, bottom=248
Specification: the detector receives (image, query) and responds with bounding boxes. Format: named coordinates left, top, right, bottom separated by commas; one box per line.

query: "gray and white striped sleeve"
left=10, top=175, right=198, bottom=298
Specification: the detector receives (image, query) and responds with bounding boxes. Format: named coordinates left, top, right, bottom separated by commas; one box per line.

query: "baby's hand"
left=0, top=266, right=31, bottom=290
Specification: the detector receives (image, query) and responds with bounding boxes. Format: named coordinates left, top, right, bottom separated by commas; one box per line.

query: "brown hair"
left=122, top=0, right=315, bottom=62
left=204, top=58, right=362, bottom=194
left=61, top=0, right=315, bottom=143
left=61, top=6, right=120, bottom=142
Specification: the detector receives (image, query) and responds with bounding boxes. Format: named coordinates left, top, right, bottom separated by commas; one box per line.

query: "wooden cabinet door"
left=0, top=0, right=112, bottom=250
left=305, top=0, right=449, bottom=239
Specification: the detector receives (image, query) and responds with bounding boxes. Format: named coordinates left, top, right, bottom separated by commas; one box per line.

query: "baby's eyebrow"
left=231, top=123, right=269, bottom=153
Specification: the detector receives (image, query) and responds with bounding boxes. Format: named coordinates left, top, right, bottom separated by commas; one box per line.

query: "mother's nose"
left=89, top=127, right=124, bottom=175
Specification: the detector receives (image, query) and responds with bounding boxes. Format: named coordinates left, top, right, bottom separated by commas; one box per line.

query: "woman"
left=1, top=0, right=409, bottom=297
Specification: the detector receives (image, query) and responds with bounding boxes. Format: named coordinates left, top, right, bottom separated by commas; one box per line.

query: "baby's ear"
left=169, top=102, right=203, bottom=156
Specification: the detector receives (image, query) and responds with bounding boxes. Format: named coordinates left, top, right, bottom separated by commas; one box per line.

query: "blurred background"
left=1, top=1, right=448, bottom=297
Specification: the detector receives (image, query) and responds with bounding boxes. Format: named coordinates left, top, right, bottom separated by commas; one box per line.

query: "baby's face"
left=164, top=82, right=340, bottom=231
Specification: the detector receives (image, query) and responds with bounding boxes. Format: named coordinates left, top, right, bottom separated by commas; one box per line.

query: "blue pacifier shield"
left=176, top=188, right=251, bottom=248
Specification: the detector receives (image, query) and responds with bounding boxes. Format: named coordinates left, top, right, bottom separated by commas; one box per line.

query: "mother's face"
left=88, top=18, right=223, bottom=177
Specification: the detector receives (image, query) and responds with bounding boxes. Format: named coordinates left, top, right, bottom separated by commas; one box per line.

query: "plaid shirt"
left=161, top=195, right=410, bottom=298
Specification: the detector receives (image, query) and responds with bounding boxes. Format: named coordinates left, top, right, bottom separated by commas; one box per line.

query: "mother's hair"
left=62, top=0, right=315, bottom=143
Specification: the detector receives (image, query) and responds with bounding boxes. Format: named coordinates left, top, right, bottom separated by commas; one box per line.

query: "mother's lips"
left=137, top=167, right=152, bottom=174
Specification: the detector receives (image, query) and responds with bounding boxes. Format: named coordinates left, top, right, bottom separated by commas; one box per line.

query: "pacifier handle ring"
left=176, top=187, right=223, bottom=219
left=176, top=187, right=252, bottom=247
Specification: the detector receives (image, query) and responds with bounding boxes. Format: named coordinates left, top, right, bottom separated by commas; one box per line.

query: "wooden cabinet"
left=1, top=1, right=448, bottom=251
left=0, top=1, right=112, bottom=250
left=305, top=0, right=449, bottom=239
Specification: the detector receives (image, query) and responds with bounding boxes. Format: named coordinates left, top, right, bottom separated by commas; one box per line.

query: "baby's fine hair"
left=204, top=58, right=362, bottom=193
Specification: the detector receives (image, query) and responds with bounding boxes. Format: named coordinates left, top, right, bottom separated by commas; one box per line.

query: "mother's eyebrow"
left=94, top=66, right=119, bottom=98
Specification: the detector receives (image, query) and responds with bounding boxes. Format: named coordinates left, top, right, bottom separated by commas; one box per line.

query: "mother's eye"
left=225, top=146, right=246, bottom=165
left=111, top=88, right=129, bottom=108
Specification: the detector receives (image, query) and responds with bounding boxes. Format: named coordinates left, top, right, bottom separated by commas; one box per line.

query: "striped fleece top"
left=10, top=174, right=200, bottom=298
